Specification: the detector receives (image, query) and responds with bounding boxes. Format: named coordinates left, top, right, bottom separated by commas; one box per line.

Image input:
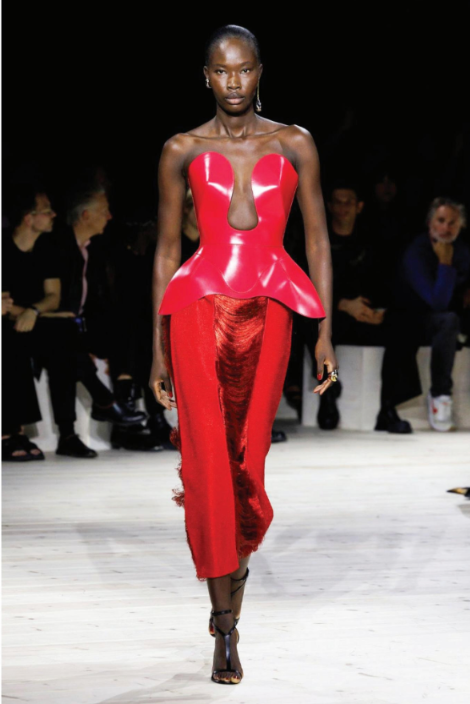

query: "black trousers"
left=106, top=313, right=163, bottom=418
left=2, top=318, right=41, bottom=434
left=2, top=317, right=78, bottom=432
left=380, top=309, right=460, bottom=404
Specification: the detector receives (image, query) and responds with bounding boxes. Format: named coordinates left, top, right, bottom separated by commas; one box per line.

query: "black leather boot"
left=317, top=379, right=342, bottom=430
left=110, top=424, right=164, bottom=451
left=375, top=401, right=412, bottom=433
left=91, top=401, right=147, bottom=426
left=271, top=428, right=287, bottom=443
left=114, top=379, right=148, bottom=422
left=146, top=412, right=174, bottom=447
left=56, top=434, right=98, bottom=458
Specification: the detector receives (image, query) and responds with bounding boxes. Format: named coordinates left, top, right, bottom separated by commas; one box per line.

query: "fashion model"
left=150, top=24, right=338, bottom=685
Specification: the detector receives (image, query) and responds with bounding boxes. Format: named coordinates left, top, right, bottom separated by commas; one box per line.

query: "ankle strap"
left=231, top=566, right=250, bottom=582
left=211, top=608, right=233, bottom=617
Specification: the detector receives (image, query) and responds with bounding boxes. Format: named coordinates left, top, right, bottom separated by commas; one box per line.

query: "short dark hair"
left=204, top=24, right=261, bottom=65
left=8, top=184, right=46, bottom=228
left=327, top=179, right=362, bottom=202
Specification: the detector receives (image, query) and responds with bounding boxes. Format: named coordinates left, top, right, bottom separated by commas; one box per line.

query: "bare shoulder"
left=280, top=124, right=318, bottom=158
left=160, top=132, right=194, bottom=164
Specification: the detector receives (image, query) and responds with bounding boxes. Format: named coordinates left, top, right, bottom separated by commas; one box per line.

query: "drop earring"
left=205, top=77, right=211, bottom=89
left=255, top=82, right=262, bottom=112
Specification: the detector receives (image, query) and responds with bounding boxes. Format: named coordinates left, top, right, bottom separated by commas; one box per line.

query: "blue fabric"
left=393, top=232, right=470, bottom=312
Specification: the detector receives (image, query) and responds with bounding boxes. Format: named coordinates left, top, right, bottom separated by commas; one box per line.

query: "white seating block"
left=302, top=345, right=470, bottom=431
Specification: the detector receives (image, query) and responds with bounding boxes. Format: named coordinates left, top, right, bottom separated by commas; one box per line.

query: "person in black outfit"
left=105, top=211, right=169, bottom=451
left=2, top=186, right=97, bottom=459
left=46, top=181, right=147, bottom=439
left=107, top=192, right=200, bottom=450
left=291, top=180, right=414, bottom=433
left=316, top=181, right=390, bottom=429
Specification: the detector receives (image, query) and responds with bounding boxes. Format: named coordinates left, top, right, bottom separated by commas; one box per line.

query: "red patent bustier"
left=158, top=151, right=326, bottom=318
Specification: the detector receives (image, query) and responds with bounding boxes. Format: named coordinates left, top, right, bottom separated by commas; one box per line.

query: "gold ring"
left=328, top=369, right=339, bottom=382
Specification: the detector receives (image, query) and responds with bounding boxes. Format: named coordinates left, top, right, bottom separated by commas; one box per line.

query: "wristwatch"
left=29, top=306, right=40, bottom=316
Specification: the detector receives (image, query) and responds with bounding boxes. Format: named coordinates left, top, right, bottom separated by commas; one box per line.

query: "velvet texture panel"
left=161, top=294, right=292, bottom=580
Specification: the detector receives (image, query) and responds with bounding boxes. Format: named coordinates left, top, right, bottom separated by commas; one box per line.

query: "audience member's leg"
left=380, top=310, right=423, bottom=407
left=422, top=311, right=460, bottom=431
left=75, top=332, right=146, bottom=427
left=2, top=318, right=43, bottom=460
left=424, top=311, right=459, bottom=398
left=31, top=318, right=97, bottom=458
left=376, top=310, right=422, bottom=433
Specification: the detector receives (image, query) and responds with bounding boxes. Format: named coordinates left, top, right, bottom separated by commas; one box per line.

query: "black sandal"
left=15, top=434, right=45, bottom=461
left=208, top=566, right=249, bottom=638
left=2, top=434, right=35, bottom=462
left=210, top=608, right=243, bottom=685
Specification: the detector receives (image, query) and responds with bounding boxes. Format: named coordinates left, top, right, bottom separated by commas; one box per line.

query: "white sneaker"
left=427, top=392, right=455, bottom=431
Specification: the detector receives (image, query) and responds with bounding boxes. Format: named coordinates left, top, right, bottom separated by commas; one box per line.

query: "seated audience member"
left=105, top=210, right=168, bottom=451
left=2, top=288, right=44, bottom=461
left=46, top=181, right=147, bottom=435
left=1, top=186, right=97, bottom=459
left=386, top=197, right=470, bottom=431
left=107, top=191, right=200, bottom=450
left=318, top=181, right=387, bottom=429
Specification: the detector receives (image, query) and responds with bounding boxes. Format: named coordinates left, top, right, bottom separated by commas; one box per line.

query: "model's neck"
left=12, top=224, right=41, bottom=251
left=213, top=107, right=259, bottom=139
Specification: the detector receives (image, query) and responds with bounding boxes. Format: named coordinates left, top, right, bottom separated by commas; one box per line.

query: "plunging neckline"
left=187, top=151, right=298, bottom=233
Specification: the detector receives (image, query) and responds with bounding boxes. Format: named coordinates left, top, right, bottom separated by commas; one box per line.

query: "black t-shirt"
left=2, top=230, right=60, bottom=308
left=328, top=225, right=371, bottom=307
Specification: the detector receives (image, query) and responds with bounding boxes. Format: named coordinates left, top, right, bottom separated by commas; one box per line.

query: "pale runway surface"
left=2, top=425, right=470, bottom=704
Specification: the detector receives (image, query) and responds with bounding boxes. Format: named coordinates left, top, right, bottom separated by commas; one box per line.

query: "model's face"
left=29, top=193, right=56, bottom=233
left=328, top=189, right=363, bottom=225
left=84, top=192, right=112, bottom=235
left=428, top=206, right=462, bottom=243
left=204, top=38, right=262, bottom=115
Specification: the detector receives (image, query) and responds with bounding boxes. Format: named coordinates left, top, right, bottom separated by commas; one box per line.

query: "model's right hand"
left=149, top=357, right=177, bottom=410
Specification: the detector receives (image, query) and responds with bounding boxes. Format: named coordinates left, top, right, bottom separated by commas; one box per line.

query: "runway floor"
left=2, top=424, right=470, bottom=704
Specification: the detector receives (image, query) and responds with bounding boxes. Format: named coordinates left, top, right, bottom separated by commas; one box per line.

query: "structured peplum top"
left=158, top=151, right=326, bottom=319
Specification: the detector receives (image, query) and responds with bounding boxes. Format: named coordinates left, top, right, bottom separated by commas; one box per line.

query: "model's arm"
left=287, top=126, right=338, bottom=391
left=149, top=136, right=187, bottom=408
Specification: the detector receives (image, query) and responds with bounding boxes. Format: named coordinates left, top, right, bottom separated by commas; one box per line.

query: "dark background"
left=2, top=4, right=468, bottom=227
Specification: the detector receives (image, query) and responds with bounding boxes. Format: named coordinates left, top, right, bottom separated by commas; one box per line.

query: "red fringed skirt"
left=161, top=294, right=293, bottom=580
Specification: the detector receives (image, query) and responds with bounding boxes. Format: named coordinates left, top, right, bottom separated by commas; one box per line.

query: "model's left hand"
left=313, top=336, right=339, bottom=395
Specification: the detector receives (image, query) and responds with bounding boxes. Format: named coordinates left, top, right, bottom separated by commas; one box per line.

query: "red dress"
left=159, top=152, right=326, bottom=580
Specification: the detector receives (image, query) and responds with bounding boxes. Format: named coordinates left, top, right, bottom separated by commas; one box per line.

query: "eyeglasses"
left=31, top=208, right=55, bottom=215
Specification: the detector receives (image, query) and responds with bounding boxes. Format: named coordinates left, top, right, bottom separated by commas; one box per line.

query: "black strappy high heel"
left=208, top=566, right=250, bottom=638
left=210, top=608, right=243, bottom=684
